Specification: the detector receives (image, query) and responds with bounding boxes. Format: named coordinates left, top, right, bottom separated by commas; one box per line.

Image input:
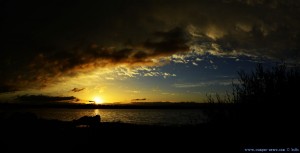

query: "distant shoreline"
left=0, top=102, right=235, bottom=109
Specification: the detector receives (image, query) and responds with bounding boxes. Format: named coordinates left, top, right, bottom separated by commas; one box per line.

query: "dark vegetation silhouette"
left=233, top=63, right=300, bottom=104
left=205, top=63, right=300, bottom=126
left=206, top=63, right=300, bottom=104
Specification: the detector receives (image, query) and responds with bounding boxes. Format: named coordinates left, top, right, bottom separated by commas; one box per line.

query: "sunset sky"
left=1, top=0, right=299, bottom=103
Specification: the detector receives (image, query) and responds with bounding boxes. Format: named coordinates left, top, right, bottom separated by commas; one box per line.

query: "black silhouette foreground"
left=0, top=110, right=299, bottom=152
left=73, top=115, right=101, bottom=127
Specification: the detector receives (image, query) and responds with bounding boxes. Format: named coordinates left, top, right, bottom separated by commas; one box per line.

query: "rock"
left=72, top=115, right=101, bottom=127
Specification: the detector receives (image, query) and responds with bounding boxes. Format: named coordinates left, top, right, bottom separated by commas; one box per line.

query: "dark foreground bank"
left=0, top=112, right=299, bottom=153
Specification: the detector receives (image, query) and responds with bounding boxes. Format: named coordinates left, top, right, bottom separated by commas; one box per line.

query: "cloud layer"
left=71, top=88, right=85, bottom=92
left=1, top=0, right=300, bottom=92
left=16, top=95, right=78, bottom=102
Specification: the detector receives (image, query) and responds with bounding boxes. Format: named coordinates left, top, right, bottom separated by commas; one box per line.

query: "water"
left=2, top=108, right=207, bottom=126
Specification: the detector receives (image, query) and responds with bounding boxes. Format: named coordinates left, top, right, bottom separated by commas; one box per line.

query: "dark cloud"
left=0, top=85, right=18, bottom=94
left=71, top=88, right=85, bottom=92
left=16, top=95, right=78, bottom=102
left=144, top=27, right=190, bottom=56
left=1, top=0, right=300, bottom=92
left=131, top=98, right=147, bottom=101
left=225, top=0, right=300, bottom=8
left=0, top=27, right=190, bottom=91
left=185, top=0, right=300, bottom=59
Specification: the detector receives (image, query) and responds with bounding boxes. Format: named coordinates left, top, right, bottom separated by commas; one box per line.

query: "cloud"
left=105, top=77, right=115, bottom=80
left=144, top=72, right=160, bottom=77
left=143, top=71, right=176, bottom=78
left=173, top=79, right=238, bottom=88
left=71, top=88, right=85, bottom=92
left=1, top=0, right=300, bottom=92
left=174, top=83, right=207, bottom=88
left=143, top=27, right=190, bottom=56
left=16, top=95, right=78, bottom=102
left=162, top=93, right=175, bottom=96
left=126, top=90, right=140, bottom=94
left=162, top=73, right=176, bottom=79
left=185, top=0, right=300, bottom=60
left=0, top=27, right=188, bottom=91
left=0, top=85, right=18, bottom=94
left=131, top=98, right=147, bottom=101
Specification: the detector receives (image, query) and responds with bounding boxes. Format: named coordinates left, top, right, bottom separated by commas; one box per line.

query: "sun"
left=93, top=96, right=104, bottom=104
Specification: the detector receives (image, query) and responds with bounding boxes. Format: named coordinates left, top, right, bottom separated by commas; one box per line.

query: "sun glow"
left=93, top=96, right=104, bottom=104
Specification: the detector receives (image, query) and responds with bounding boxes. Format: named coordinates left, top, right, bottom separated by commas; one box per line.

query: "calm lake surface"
left=2, top=108, right=207, bottom=125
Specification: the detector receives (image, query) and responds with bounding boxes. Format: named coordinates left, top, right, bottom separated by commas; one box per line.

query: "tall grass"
left=207, top=63, right=300, bottom=105
left=205, top=63, right=300, bottom=124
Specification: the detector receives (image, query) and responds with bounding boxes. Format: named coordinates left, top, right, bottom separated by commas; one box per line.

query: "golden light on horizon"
left=94, top=96, right=104, bottom=104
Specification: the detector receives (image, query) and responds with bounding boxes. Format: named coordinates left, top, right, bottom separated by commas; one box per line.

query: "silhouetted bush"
left=207, top=63, right=300, bottom=105
left=206, top=92, right=232, bottom=104
left=233, top=63, right=300, bottom=105
left=205, top=63, right=300, bottom=125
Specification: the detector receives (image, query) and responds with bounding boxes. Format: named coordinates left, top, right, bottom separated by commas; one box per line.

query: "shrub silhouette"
left=233, top=63, right=300, bottom=105
left=205, top=63, right=300, bottom=125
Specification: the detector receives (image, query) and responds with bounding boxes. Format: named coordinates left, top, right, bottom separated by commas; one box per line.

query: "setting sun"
left=94, top=96, right=104, bottom=104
